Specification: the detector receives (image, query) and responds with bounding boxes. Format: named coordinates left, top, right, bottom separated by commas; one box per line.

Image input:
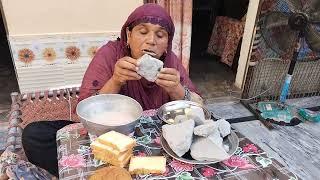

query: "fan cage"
left=241, top=58, right=320, bottom=116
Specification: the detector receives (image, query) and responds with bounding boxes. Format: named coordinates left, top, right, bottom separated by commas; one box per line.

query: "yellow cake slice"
left=129, top=156, right=166, bottom=175
left=93, top=149, right=132, bottom=168
left=91, top=140, right=124, bottom=157
left=92, top=147, right=132, bottom=163
left=97, top=131, right=136, bottom=152
left=91, top=139, right=133, bottom=167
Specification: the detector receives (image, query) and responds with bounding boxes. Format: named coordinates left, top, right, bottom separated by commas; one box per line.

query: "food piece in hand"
left=89, top=166, right=132, bottom=180
left=97, top=131, right=136, bottom=152
left=129, top=156, right=166, bottom=175
left=193, top=120, right=218, bottom=137
left=137, top=54, right=163, bottom=82
left=185, top=106, right=206, bottom=126
left=162, top=119, right=195, bottom=157
left=216, top=119, right=231, bottom=138
left=190, top=136, right=229, bottom=161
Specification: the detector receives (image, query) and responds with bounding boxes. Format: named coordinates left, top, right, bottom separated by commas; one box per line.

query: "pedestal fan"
left=249, top=0, right=320, bottom=126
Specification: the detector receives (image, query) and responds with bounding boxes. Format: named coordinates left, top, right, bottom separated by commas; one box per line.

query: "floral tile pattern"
left=65, top=46, right=81, bottom=61
left=8, top=33, right=118, bottom=93
left=18, top=48, right=35, bottom=64
left=42, top=48, right=57, bottom=63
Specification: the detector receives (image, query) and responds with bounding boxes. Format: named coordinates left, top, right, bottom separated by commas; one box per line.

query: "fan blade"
left=261, top=12, right=299, bottom=55
left=264, top=12, right=290, bottom=29
left=305, top=24, right=320, bottom=52
left=286, top=0, right=303, bottom=12
left=304, top=0, right=320, bottom=23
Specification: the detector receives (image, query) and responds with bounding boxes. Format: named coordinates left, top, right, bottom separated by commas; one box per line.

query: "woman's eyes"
left=156, top=32, right=165, bottom=38
left=139, top=29, right=148, bottom=34
left=139, top=30, right=148, bottom=35
left=138, top=29, right=166, bottom=38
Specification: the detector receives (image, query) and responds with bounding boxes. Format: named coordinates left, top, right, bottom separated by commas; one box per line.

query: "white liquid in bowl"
left=90, top=111, right=136, bottom=126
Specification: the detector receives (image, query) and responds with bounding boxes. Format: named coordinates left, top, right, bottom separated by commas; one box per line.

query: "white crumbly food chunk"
left=137, top=54, right=163, bottom=82
left=174, top=115, right=188, bottom=123
left=207, top=130, right=224, bottom=148
left=190, top=136, right=229, bottom=161
left=216, top=119, right=231, bottom=138
left=167, top=118, right=175, bottom=124
left=162, top=119, right=195, bottom=157
left=162, top=111, right=232, bottom=161
left=193, top=121, right=218, bottom=137
left=185, top=106, right=206, bottom=126
left=224, top=144, right=230, bottom=152
left=165, top=103, right=189, bottom=112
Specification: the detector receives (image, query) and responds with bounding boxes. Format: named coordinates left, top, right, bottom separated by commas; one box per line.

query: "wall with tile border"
left=9, top=32, right=119, bottom=93
left=1, top=0, right=143, bottom=93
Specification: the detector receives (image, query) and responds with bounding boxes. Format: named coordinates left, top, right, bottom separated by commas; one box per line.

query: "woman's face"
left=126, top=23, right=169, bottom=59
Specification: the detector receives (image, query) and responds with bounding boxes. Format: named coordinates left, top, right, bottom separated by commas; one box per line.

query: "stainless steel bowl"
left=76, top=94, right=143, bottom=136
left=157, top=100, right=211, bottom=124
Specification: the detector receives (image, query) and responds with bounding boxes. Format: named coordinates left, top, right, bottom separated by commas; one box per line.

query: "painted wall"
left=1, top=0, right=142, bottom=93
left=1, top=0, right=142, bottom=35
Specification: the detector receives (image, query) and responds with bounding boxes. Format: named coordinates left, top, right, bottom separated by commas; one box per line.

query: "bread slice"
left=92, top=147, right=132, bottom=163
left=129, top=156, right=166, bottom=175
left=93, top=149, right=132, bottom=168
left=92, top=140, right=133, bottom=168
left=113, top=154, right=132, bottom=168
left=91, top=140, right=124, bottom=157
left=97, top=131, right=136, bottom=152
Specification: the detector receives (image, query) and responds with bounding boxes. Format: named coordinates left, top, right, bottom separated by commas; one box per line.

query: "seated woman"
left=22, top=3, right=202, bottom=178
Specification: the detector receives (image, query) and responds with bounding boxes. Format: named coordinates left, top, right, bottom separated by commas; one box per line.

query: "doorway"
left=0, top=12, right=19, bottom=114
left=189, top=0, right=249, bottom=103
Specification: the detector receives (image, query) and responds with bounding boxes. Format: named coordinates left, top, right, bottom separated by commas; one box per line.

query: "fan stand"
left=279, top=34, right=302, bottom=104
left=240, top=2, right=320, bottom=128
left=242, top=33, right=305, bottom=128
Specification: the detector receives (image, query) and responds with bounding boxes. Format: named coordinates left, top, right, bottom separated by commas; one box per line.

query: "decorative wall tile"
left=42, top=48, right=57, bottom=63
left=65, top=46, right=81, bottom=61
left=8, top=32, right=119, bottom=93
left=17, top=48, right=35, bottom=64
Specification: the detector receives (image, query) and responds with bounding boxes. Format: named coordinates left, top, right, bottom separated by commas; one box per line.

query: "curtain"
left=207, top=16, right=245, bottom=67
left=145, top=0, right=193, bottom=73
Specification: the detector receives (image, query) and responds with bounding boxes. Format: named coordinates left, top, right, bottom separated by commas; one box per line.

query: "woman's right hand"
left=111, top=56, right=141, bottom=86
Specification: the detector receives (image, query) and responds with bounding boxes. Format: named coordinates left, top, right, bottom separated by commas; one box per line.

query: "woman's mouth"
left=142, top=49, right=157, bottom=57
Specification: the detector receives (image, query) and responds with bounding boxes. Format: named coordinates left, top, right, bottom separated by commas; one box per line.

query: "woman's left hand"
left=155, top=68, right=181, bottom=93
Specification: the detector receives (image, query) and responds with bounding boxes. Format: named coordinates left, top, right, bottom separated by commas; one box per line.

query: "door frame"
left=234, top=0, right=261, bottom=89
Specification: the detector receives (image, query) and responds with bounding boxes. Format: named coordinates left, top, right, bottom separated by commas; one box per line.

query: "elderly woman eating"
left=21, top=3, right=202, bottom=178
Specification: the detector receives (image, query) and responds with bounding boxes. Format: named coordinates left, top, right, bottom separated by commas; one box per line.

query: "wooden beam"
left=235, top=0, right=260, bottom=89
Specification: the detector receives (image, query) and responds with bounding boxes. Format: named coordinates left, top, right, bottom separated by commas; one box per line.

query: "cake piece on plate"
left=216, top=119, right=231, bottom=138
left=193, top=120, right=218, bottom=137
left=162, top=119, right=195, bottom=157
left=190, top=136, right=229, bottom=161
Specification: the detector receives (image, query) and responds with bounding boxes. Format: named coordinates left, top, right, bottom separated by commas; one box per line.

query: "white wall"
left=1, top=0, right=142, bottom=35
left=1, top=0, right=143, bottom=93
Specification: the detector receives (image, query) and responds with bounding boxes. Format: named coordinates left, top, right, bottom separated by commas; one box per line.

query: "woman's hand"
left=155, top=68, right=185, bottom=99
left=111, top=56, right=141, bottom=86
